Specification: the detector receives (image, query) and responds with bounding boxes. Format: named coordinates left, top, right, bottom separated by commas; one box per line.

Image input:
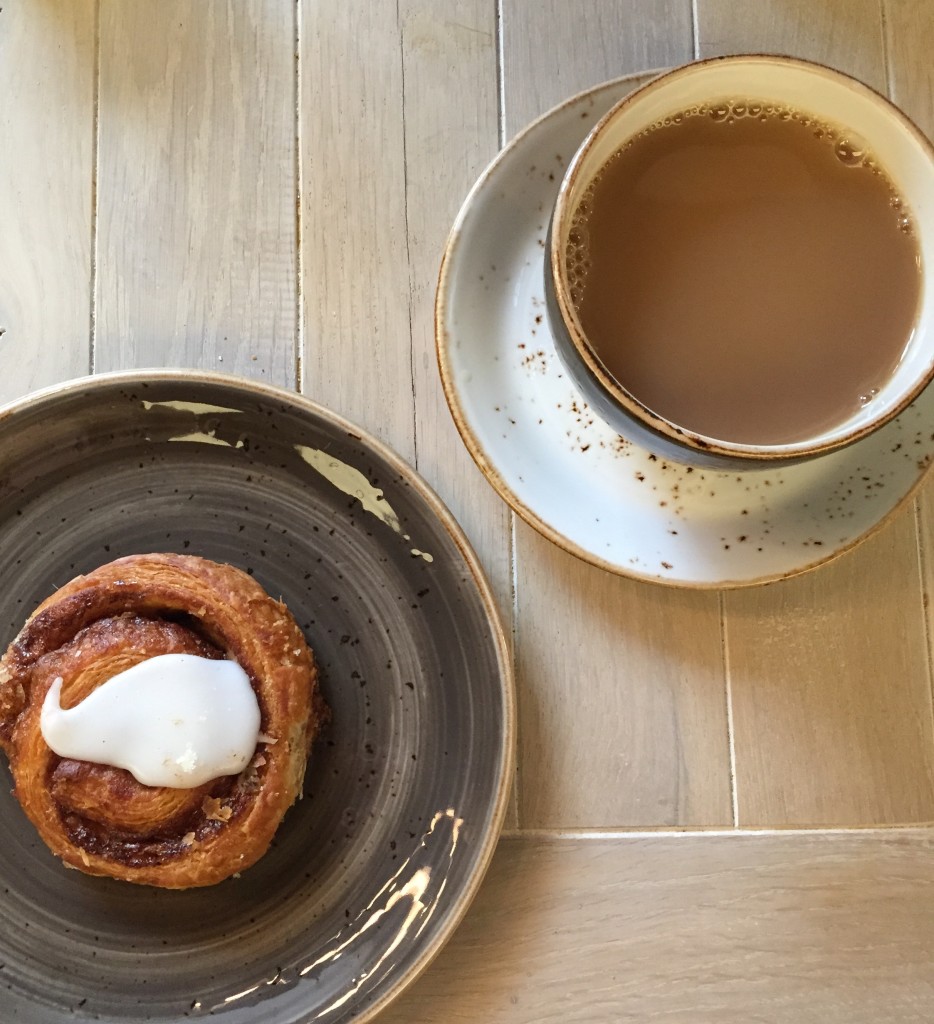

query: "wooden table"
left=3, top=1, right=933, bottom=1021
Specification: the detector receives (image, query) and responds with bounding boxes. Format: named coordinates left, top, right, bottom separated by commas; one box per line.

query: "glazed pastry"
left=0, top=553, right=325, bottom=889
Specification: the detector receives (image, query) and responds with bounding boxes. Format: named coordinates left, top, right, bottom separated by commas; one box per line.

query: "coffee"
left=566, top=103, right=923, bottom=445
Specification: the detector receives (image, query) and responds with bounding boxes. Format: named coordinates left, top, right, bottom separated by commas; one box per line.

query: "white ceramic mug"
left=546, top=55, right=934, bottom=469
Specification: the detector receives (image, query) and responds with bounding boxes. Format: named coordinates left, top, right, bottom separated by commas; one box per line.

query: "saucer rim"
left=435, top=71, right=934, bottom=590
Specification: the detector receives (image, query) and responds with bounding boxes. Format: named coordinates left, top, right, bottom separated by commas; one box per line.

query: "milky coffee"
left=566, top=102, right=923, bottom=445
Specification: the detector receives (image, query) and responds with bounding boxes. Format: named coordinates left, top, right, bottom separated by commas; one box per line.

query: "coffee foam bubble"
left=561, top=211, right=589, bottom=307
left=565, top=190, right=595, bottom=305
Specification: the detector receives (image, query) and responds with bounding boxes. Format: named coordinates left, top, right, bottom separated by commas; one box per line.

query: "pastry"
left=0, top=553, right=325, bottom=889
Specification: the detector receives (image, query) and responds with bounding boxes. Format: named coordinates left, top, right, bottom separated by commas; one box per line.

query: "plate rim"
left=0, top=367, right=517, bottom=1024
left=434, top=70, right=934, bottom=590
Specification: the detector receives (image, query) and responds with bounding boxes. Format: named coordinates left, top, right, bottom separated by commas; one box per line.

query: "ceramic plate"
left=437, top=72, right=934, bottom=587
left=0, top=371, right=513, bottom=1023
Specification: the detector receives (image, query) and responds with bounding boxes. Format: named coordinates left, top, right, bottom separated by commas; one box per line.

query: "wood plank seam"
left=691, top=0, right=701, bottom=59
left=884, top=4, right=934, bottom=811
left=912, top=498, right=934, bottom=765
left=494, top=0, right=520, bottom=825
left=496, top=0, right=506, bottom=148
left=884, top=0, right=934, bottom=820
left=880, top=0, right=894, bottom=99
left=89, top=0, right=101, bottom=376
left=397, top=0, right=420, bottom=466
left=509, top=514, right=521, bottom=825
left=502, top=823, right=934, bottom=839
left=294, top=0, right=304, bottom=394
left=719, top=590, right=739, bottom=827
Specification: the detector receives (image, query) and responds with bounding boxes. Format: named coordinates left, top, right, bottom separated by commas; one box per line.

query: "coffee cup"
left=545, top=55, right=934, bottom=469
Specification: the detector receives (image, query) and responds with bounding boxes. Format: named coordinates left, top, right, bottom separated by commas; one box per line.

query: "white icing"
left=40, top=654, right=261, bottom=789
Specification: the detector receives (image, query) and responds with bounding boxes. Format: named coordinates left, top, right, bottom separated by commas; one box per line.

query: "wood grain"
left=0, top=0, right=95, bottom=401
left=501, top=1, right=730, bottom=828
left=502, top=0, right=693, bottom=133
left=515, top=524, right=731, bottom=827
left=380, top=831, right=934, bottom=1024
left=891, top=0, right=934, bottom=775
left=396, top=2, right=511, bottom=636
left=389, top=0, right=518, bottom=815
left=884, top=0, right=934, bottom=144
left=299, top=0, right=415, bottom=459
left=696, top=0, right=888, bottom=92
left=395, top=3, right=517, bottom=822
left=726, top=512, right=934, bottom=826
left=95, top=0, right=296, bottom=383
left=694, top=0, right=934, bottom=826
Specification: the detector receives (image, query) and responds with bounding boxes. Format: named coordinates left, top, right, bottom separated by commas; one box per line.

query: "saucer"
left=436, top=72, right=934, bottom=588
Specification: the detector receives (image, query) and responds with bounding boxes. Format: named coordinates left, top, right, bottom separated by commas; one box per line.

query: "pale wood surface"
left=894, top=0, right=934, bottom=834
left=382, top=830, right=934, bottom=1024
left=0, top=0, right=95, bottom=402
left=696, top=0, right=888, bottom=91
left=885, top=0, right=934, bottom=135
left=501, top=0, right=694, bottom=130
left=725, top=510, right=934, bottom=826
left=395, top=0, right=514, bottom=642
left=96, top=0, right=297, bottom=384
left=395, top=1, right=518, bottom=823
left=299, top=0, right=414, bottom=457
left=516, top=521, right=733, bottom=827
left=5, top=0, right=934, bottom=1020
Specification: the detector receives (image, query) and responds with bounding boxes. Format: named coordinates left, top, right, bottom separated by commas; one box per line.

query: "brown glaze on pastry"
left=0, top=553, right=325, bottom=889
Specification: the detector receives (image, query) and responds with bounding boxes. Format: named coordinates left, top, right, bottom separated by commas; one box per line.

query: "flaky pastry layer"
left=0, top=553, right=325, bottom=888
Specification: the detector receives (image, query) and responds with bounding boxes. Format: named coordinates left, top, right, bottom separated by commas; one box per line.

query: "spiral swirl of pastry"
left=0, top=553, right=324, bottom=888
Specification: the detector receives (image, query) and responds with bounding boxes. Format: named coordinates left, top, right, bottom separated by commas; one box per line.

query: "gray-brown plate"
left=0, top=370, right=514, bottom=1023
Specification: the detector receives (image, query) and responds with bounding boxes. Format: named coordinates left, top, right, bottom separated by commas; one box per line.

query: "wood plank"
left=696, top=0, right=888, bottom=92
left=501, top=1, right=730, bottom=828
left=884, top=1, right=934, bottom=140
left=693, top=0, right=934, bottom=826
left=399, top=2, right=507, bottom=606
left=298, top=0, right=414, bottom=459
left=727, top=512, right=934, bottom=825
left=381, top=830, right=934, bottom=1024
left=889, top=0, right=934, bottom=795
left=516, top=524, right=731, bottom=827
left=396, top=3, right=517, bottom=823
left=0, top=0, right=95, bottom=402
left=502, top=0, right=693, bottom=132
left=95, top=0, right=296, bottom=383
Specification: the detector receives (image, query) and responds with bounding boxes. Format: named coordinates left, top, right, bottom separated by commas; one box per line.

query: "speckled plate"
left=0, top=371, right=513, bottom=1023
left=437, top=72, right=934, bottom=587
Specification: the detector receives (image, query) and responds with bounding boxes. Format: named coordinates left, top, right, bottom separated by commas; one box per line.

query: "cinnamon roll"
left=0, top=553, right=325, bottom=888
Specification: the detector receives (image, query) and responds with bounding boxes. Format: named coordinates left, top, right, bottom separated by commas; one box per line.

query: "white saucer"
left=436, top=71, right=934, bottom=588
